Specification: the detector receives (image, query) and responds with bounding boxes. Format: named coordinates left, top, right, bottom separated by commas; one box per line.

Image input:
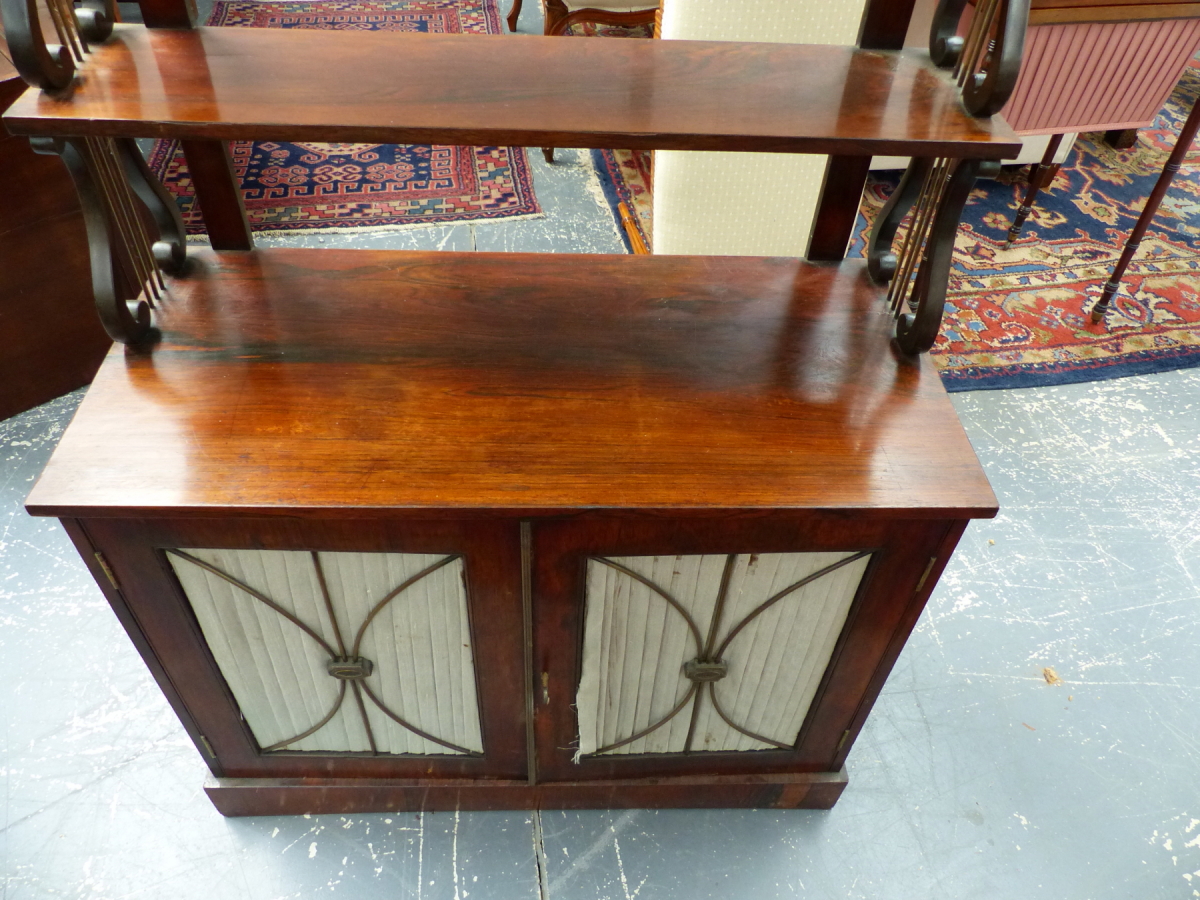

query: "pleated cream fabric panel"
left=577, top=555, right=729, bottom=756
left=168, top=549, right=482, bottom=755
left=652, top=0, right=869, bottom=257
left=576, top=551, right=872, bottom=756
left=688, top=552, right=871, bottom=752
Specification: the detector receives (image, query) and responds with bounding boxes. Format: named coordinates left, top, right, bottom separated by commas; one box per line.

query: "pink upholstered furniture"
left=950, top=0, right=1200, bottom=241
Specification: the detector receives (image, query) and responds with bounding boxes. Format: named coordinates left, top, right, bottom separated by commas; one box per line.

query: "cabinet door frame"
left=69, top=515, right=529, bottom=780
left=531, top=512, right=965, bottom=783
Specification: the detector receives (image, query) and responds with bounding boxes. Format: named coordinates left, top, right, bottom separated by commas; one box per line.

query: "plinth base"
left=204, top=769, right=849, bottom=816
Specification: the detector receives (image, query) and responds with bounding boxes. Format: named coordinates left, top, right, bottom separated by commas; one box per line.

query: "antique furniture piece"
left=1090, top=88, right=1200, bottom=322
left=5, top=0, right=1015, bottom=814
left=507, top=0, right=658, bottom=35
left=0, top=20, right=108, bottom=419
left=934, top=0, right=1200, bottom=243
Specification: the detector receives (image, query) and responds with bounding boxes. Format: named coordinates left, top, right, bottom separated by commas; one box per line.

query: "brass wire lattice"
left=885, top=157, right=953, bottom=318
left=83, top=136, right=167, bottom=311
left=585, top=551, right=873, bottom=756
left=166, top=550, right=482, bottom=757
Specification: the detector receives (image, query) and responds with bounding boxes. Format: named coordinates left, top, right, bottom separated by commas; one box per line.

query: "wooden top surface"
left=3, top=26, right=1020, bottom=157
left=27, top=249, right=998, bottom=520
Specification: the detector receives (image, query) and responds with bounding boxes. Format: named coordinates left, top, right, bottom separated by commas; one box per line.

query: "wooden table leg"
left=806, top=156, right=873, bottom=261
left=180, top=140, right=254, bottom=251
left=1005, top=132, right=1062, bottom=246
left=1092, top=96, right=1200, bottom=323
left=506, top=0, right=522, bottom=31
left=136, top=0, right=197, bottom=27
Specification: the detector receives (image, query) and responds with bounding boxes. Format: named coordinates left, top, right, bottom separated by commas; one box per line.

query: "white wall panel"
left=169, top=549, right=482, bottom=756
left=653, top=0, right=871, bottom=257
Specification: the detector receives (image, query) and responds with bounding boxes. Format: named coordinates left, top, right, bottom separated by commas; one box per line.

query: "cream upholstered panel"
left=556, top=0, right=653, bottom=11
left=660, top=0, right=862, bottom=43
left=576, top=551, right=872, bottom=756
left=168, top=549, right=483, bottom=756
left=652, top=0, right=869, bottom=257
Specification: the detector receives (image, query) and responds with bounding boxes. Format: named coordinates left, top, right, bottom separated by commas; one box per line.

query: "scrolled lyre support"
left=117, top=138, right=188, bottom=274
left=867, top=156, right=984, bottom=356
left=929, top=0, right=969, bottom=67
left=75, top=0, right=119, bottom=43
left=929, top=0, right=1028, bottom=116
left=32, top=135, right=169, bottom=345
left=0, top=0, right=76, bottom=90
left=867, top=156, right=931, bottom=284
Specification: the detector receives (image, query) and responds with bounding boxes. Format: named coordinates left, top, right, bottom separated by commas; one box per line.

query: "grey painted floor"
left=6, top=4, right=1200, bottom=898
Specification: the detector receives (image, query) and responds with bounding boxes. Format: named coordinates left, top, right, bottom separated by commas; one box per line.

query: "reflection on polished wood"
left=26, top=249, right=997, bottom=520
left=2, top=26, right=1020, bottom=157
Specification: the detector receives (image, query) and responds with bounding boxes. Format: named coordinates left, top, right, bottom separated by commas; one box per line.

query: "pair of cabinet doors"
left=72, top=511, right=958, bottom=789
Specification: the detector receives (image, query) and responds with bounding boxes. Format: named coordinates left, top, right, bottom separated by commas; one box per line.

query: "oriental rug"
left=602, top=60, right=1200, bottom=390
left=149, top=0, right=540, bottom=237
left=560, top=20, right=655, bottom=253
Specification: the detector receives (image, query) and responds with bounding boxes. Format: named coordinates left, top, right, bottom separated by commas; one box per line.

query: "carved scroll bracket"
left=930, top=0, right=1029, bottom=116
left=31, top=135, right=187, bottom=345
left=867, top=156, right=984, bottom=356
left=0, top=0, right=118, bottom=91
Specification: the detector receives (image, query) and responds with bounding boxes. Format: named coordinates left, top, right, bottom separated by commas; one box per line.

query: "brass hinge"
left=915, top=557, right=938, bottom=594
left=836, top=729, right=851, bottom=753
left=199, top=735, right=216, bottom=759
left=94, top=551, right=120, bottom=591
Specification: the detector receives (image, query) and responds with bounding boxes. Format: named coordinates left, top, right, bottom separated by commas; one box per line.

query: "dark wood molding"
left=204, top=769, right=849, bottom=815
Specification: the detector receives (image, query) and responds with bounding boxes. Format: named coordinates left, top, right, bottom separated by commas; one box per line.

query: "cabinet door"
left=75, top=516, right=528, bottom=780
left=532, top=514, right=962, bottom=782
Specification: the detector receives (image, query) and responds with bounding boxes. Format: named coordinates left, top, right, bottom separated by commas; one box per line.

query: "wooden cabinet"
left=4, top=0, right=1019, bottom=815
left=26, top=251, right=998, bottom=814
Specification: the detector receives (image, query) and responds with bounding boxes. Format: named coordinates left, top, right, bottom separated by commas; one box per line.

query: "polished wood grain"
left=0, top=75, right=111, bottom=419
left=26, top=248, right=998, bottom=520
left=2, top=26, right=1021, bottom=157
left=204, top=769, right=848, bottom=815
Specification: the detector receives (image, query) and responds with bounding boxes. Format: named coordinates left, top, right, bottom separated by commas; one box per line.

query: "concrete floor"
left=4, top=4, right=1200, bottom=898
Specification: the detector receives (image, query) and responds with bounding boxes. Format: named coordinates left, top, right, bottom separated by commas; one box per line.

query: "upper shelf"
left=3, top=25, right=1021, bottom=157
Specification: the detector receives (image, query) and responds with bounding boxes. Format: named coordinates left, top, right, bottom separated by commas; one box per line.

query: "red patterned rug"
left=149, top=0, right=540, bottom=236
left=850, top=61, right=1200, bottom=390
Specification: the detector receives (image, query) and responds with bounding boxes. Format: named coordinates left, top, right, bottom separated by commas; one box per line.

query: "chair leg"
left=505, top=0, right=522, bottom=31
left=1005, top=133, right=1063, bottom=247
left=543, top=0, right=569, bottom=35
left=542, top=148, right=555, bottom=163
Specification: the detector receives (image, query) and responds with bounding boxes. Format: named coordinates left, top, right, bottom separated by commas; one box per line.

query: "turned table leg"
left=1006, top=133, right=1062, bottom=247
left=1092, top=96, right=1200, bottom=323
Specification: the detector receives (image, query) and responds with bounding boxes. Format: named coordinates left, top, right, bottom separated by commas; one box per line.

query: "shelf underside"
left=26, top=250, right=998, bottom=519
left=4, top=27, right=1020, bottom=157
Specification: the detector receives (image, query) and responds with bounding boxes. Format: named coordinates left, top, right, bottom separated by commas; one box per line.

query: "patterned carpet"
left=149, top=0, right=540, bottom=236
left=598, top=51, right=1200, bottom=390
left=853, top=61, right=1200, bottom=391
